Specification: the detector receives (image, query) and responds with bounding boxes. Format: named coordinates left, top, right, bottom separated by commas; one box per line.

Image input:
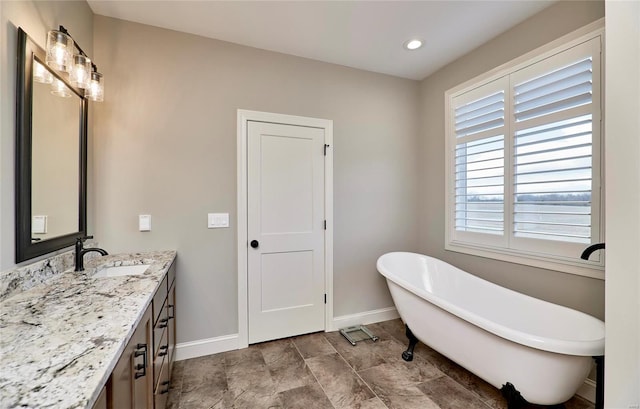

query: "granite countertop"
left=0, top=250, right=177, bottom=409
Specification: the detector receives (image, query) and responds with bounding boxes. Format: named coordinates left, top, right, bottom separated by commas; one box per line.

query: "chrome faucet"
left=75, top=236, right=108, bottom=271
left=581, top=242, right=605, bottom=260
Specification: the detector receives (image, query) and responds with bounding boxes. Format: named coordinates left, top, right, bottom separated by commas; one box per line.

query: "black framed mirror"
left=15, top=27, right=87, bottom=263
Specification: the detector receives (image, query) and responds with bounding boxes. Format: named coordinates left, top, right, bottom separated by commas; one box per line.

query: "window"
left=445, top=29, right=603, bottom=276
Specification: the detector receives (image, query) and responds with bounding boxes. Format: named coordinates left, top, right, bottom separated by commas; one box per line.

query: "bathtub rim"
left=377, top=251, right=604, bottom=357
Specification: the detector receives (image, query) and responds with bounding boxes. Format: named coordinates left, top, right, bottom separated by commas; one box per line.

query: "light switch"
left=139, top=214, right=151, bottom=231
left=32, top=215, right=47, bottom=234
left=208, top=213, right=229, bottom=228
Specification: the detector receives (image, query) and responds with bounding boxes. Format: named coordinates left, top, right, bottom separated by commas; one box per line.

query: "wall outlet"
left=139, top=214, right=151, bottom=231
left=208, top=213, right=229, bottom=228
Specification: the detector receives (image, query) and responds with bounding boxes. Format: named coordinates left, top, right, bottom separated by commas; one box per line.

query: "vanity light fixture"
left=45, top=29, right=73, bottom=72
left=404, top=39, right=424, bottom=51
left=69, top=54, right=91, bottom=89
left=85, top=71, right=104, bottom=102
left=45, top=25, right=104, bottom=102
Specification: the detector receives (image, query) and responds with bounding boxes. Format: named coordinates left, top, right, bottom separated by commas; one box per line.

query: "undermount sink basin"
left=93, top=264, right=151, bottom=278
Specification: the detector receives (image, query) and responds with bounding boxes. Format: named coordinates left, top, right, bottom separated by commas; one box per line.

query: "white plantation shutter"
left=446, top=34, right=602, bottom=269
left=512, top=58, right=593, bottom=122
left=455, top=92, right=505, bottom=137
left=452, top=78, right=508, bottom=246
left=512, top=115, right=593, bottom=243
left=510, top=38, right=601, bottom=256
left=455, top=135, right=504, bottom=235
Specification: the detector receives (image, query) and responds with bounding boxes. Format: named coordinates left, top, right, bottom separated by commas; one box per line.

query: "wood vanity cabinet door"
left=110, top=307, right=153, bottom=409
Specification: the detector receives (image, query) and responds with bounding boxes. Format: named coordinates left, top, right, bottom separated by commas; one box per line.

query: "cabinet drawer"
left=154, top=360, right=170, bottom=409
left=152, top=275, right=168, bottom=325
left=153, top=327, right=168, bottom=387
left=153, top=302, right=169, bottom=357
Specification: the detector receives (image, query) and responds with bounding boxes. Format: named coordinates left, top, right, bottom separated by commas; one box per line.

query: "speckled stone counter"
left=0, top=250, right=177, bottom=409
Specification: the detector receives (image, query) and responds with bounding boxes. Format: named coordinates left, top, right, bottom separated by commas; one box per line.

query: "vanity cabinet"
left=109, top=307, right=153, bottom=409
left=103, top=260, right=176, bottom=409
left=152, top=261, right=176, bottom=409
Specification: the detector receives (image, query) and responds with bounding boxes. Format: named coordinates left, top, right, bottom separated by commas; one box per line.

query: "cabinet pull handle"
left=158, top=344, right=169, bottom=356
left=134, top=343, right=147, bottom=379
left=159, top=317, right=169, bottom=328
left=160, top=380, right=170, bottom=394
left=167, top=304, right=175, bottom=319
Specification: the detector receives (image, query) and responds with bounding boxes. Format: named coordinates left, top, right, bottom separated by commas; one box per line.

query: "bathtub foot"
left=402, top=325, right=418, bottom=362
left=594, top=355, right=604, bottom=409
left=500, top=382, right=528, bottom=409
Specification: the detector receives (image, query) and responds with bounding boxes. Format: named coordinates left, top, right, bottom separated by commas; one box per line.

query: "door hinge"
left=324, top=294, right=327, bottom=304
left=324, top=220, right=327, bottom=230
left=324, top=144, right=330, bottom=156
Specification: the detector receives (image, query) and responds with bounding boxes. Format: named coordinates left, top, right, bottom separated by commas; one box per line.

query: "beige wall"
left=417, top=1, right=606, bottom=320
left=92, top=16, right=420, bottom=343
left=0, top=0, right=93, bottom=270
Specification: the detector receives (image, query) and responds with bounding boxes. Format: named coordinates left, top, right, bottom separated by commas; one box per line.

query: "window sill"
left=445, top=241, right=605, bottom=280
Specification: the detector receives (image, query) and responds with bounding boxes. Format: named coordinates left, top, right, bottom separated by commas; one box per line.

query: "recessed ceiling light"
left=404, top=39, right=423, bottom=51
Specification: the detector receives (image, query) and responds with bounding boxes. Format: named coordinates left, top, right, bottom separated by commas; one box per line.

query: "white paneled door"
left=247, top=121, right=326, bottom=344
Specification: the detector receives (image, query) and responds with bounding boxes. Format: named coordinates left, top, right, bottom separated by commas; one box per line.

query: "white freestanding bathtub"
left=377, top=252, right=605, bottom=406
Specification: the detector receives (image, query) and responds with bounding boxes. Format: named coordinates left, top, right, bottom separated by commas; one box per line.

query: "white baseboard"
left=175, top=333, right=239, bottom=361
left=576, top=378, right=596, bottom=403
left=331, top=306, right=399, bottom=331
left=175, top=307, right=399, bottom=361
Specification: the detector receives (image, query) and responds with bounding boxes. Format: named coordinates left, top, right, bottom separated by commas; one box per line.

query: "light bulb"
left=69, top=55, right=91, bottom=89
left=85, top=71, right=104, bottom=102
left=404, top=39, right=423, bottom=51
left=46, top=30, right=74, bottom=72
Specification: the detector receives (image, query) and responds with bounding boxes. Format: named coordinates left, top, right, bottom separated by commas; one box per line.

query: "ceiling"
left=87, top=1, right=555, bottom=81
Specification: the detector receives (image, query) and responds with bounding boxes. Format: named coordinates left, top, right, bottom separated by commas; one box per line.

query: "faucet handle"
left=76, top=235, right=94, bottom=247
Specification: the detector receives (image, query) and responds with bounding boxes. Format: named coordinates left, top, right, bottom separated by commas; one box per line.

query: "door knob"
left=250, top=240, right=259, bottom=248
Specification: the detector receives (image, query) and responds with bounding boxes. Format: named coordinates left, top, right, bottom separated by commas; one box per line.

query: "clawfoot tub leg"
left=500, top=383, right=528, bottom=409
left=594, top=355, right=604, bottom=409
left=501, top=382, right=568, bottom=409
left=402, top=325, right=418, bottom=362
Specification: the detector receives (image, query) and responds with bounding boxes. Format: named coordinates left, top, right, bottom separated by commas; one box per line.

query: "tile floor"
left=166, top=319, right=594, bottom=409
